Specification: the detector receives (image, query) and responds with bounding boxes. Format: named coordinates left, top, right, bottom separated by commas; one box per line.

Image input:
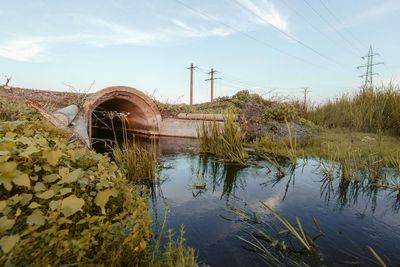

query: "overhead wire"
left=279, top=0, right=359, bottom=58
left=318, top=0, right=367, bottom=51
left=172, top=0, right=344, bottom=72
left=232, top=0, right=346, bottom=67
left=301, top=0, right=363, bottom=55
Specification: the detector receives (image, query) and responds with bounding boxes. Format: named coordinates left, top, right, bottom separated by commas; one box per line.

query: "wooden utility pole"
left=205, top=68, right=221, bottom=102
left=301, top=87, right=310, bottom=113
left=187, top=64, right=198, bottom=105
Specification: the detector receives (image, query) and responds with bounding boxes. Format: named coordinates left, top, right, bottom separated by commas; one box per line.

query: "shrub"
left=0, top=120, right=152, bottom=266
left=262, top=103, right=298, bottom=122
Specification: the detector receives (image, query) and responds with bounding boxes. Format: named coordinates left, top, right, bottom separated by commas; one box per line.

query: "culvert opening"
left=91, top=98, right=151, bottom=152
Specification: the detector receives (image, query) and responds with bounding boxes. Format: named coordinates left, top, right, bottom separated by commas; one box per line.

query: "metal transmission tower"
left=356, top=45, right=383, bottom=88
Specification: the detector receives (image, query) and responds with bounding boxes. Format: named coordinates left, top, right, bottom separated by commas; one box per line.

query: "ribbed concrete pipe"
left=52, top=105, right=79, bottom=127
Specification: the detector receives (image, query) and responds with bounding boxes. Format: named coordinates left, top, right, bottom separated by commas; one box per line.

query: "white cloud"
left=0, top=15, right=234, bottom=62
left=0, top=39, right=45, bottom=61
left=236, top=0, right=287, bottom=31
left=171, top=18, right=232, bottom=38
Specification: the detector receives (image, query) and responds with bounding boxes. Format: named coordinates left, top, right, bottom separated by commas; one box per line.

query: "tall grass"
left=309, top=84, right=400, bottom=135
left=197, top=114, right=248, bottom=165
left=112, top=141, right=157, bottom=183
left=108, top=111, right=157, bottom=183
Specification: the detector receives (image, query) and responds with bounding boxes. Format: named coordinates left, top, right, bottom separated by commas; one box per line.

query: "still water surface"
left=148, top=140, right=400, bottom=266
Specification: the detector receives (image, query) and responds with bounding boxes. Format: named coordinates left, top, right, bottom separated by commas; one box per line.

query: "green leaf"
left=42, top=173, right=59, bottom=183
left=59, top=188, right=72, bottom=196
left=95, top=189, right=118, bottom=215
left=26, top=209, right=46, bottom=226
left=49, top=200, right=61, bottom=211
left=0, top=216, right=15, bottom=233
left=34, top=182, right=47, bottom=192
left=0, top=141, right=16, bottom=151
left=36, top=189, right=55, bottom=200
left=43, top=149, right=63, bottom=166
left=20, top=145, right=40, bottom=157
left=58, top=168, right=83, bottom=184
left=13, top=173, right=30, bottom=188
left=61, top=195, right=85, bottom=217
left=28, top=202, right=42, bottom=209
left=20, top=193, right=33, bottom=206
left=0, top=162, right=17, bottom=191
left=0, top=234, right=20, bottom=254
left=0, top=201, right=6, bottom=213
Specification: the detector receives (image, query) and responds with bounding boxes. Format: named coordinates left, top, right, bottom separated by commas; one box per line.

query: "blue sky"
left=1, top=0, right=399, bottom=103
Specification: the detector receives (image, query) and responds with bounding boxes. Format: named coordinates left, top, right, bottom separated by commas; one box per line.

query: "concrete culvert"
left=82, top=86, right=162, bottom=147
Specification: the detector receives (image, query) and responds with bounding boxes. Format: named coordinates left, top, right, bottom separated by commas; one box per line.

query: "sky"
left=1, top=0, right=400, bottom=103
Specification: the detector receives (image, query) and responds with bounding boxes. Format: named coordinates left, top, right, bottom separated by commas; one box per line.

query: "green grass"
left=308, top=84, right=400, bottom=135
left=197, top=114, right=248, bottom=165
left=112, top=141, right=157, bottom=183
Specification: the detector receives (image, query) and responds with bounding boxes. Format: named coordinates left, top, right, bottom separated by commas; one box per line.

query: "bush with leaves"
left=0, top=98, right=41, bottom=122
left=0, top=119, right=153, bottom=266
left=262, top=103, right=298, bottom=122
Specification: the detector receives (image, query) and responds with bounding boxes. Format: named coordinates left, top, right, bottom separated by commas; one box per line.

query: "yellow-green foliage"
left=198, top=114, right=248, bottom=165
left=0, top=120, right=152, bottom=266
left=309, top=84, right=400, bottom=135
left=0, top=98, right=41, bottom=122
left=112, top=141, right=157, bottom=183
left=262, top=103, right=298, bottom=122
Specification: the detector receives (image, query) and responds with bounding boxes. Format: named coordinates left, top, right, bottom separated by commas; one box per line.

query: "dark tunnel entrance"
left=83, top=86, right=162, bottom=151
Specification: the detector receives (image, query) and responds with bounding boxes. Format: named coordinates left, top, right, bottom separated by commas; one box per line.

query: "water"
left=93, top=135, right=400, bottom=266
left=149, top=144, right=400, bottom=266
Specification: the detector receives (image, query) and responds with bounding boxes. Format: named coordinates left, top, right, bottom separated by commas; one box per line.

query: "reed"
left=309, top=84, right=400, bottom=136
left=112, top=141, right=157, bottom=183
left=197, top=114, right=248, bottom=165
left=108, top=111, right=157, bottom=183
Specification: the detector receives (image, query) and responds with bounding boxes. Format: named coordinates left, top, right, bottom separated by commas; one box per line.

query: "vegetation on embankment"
left=0, top=98, right=198, bottom=266
left=308, top=84, right=400, bottom=136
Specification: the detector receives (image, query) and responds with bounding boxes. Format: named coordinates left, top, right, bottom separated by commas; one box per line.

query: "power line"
left=279, top=0, right=358, bottom=58
left=318, top=0, right=366, bottom=50
left=233, top=0, right=345, bottom=67
left=301, top=0, right=363, bottom=55
left=172, top=0, right=342, bottom=72
left=356, top=45, right=384, bottom=88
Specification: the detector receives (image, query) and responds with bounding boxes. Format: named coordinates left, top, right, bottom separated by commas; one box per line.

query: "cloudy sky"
left=1, top=0, right=399, bottom=103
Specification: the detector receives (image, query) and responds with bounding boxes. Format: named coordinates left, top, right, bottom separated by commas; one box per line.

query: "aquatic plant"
left=112, top=141, right=157, bottom=183
left=150, top=225, right=198, bottom=267
left=233, top=203, right=320, bottom=266
left=367, top=246, right=388, bottom=267
left=106, top=110, right=158, bottom=183
left=197, top=114, right=248, bottom=165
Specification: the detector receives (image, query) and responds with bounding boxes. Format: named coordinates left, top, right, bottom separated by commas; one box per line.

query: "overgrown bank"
left=0, top=98, right=198, bottom=266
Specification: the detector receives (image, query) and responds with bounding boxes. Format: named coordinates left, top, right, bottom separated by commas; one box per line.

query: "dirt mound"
left=239, top=101, right=310, bottom=141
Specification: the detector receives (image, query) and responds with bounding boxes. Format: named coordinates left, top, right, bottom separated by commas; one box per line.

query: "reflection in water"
left=149, top=151, right=400, bottom=266
left=94, top=134, right=400, bottom=266
left=189, top=155, right=246, bottom=202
